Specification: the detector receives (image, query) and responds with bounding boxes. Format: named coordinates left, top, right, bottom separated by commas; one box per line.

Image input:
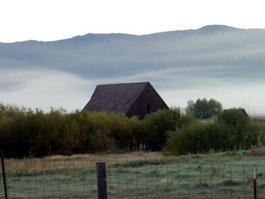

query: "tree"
left=186, top=98, right=222, bottom=119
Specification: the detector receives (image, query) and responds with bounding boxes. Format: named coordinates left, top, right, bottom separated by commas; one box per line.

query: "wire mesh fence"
left=1, top=158, right=98, bottom=199
left=107, top=159, right=265, bottom=199
left=1, top=154, right=265, bottom=199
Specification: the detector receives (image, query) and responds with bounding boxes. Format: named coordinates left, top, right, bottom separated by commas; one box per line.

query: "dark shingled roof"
left=83, top=82, right=149, bottom=113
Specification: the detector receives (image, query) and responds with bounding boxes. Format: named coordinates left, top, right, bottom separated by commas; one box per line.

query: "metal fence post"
left=96, top=162, right=107, bottom=199
left=0, top=150, right=8, bottom=199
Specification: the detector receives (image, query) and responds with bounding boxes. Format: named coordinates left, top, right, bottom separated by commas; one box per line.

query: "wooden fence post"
left=1, top=150, right=8, bottom=199
left=96, top=162, right=107, bottom=199
left=253, top=165, right=257, bottom=199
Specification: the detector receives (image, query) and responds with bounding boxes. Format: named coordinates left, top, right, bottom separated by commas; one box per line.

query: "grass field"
left=1, top=151, right=265, bottom=199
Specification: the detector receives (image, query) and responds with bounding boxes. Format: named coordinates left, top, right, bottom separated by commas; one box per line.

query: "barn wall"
left=127, top=83, right=169, bottom=118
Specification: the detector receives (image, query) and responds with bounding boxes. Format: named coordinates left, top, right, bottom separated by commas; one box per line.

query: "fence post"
left=0, top=150, right=8, bottom=199
left=253, top=165, right=257, bottom=199
left=96, top=162, right=107, bottom=199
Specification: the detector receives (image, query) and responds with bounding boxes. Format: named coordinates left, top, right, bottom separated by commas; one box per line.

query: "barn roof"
left=83, top=82, right=150, bottom=114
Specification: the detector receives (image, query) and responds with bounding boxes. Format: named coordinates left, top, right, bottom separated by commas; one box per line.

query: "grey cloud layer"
left=1, top=25, right=265, bottom=112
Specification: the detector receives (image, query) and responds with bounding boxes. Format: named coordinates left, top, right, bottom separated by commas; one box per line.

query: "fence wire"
left=0, top=158, right=97, bottom=199
left=107, top=159, right=265, bottom=199
left=1, top=156, right=265, bottom=199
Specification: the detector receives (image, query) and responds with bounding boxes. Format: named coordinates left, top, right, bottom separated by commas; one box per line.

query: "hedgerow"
left=1, top=103, right=264, bottom=157
left=0, top=104, right=182, bottom=157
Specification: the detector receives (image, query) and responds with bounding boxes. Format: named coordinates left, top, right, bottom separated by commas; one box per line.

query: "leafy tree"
left=186, top=98, right=222, bottom=119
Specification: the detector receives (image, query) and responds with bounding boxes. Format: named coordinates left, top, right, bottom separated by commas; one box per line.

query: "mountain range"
left=1, top=25, right=265, bottom=114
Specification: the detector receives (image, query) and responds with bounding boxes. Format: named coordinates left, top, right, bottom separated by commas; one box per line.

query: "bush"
left=143, top=108, right=181, bottom=150
left=1, top=103, right=264, bottom=158
left=218, top=109, right=265, bottom=150
left=164, top=122, right=235, bottom=155
left=0, top=104, right=153, bottom=156
left=244, top=121, right=265, bottom=148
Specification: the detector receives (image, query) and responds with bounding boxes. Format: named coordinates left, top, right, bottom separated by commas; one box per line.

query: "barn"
left=82, top=82, right=169, bottom=118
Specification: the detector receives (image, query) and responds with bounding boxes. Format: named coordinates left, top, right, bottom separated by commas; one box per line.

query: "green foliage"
left=218, top=109, right=250, bottom=149
left=143, top=108, right=182, bottom=150
left=164, top=122, right=235, bottom=155
left=1, top=103, right=265, bottom=158
left=186, top=98, right=222, bottom=119
left=164, top=108, right=265, bottom=155
left=0, top=104, right=185, bottom=157
left=245, top=122, right=265, bottom=147
left=218, top=109, right=265, bottom=149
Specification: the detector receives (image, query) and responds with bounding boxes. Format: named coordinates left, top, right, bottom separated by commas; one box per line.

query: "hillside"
left=1, top=25, right=265, bottom=113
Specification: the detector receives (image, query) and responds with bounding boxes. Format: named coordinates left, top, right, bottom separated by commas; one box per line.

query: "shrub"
left=217, top=108, right=264, bottom=149
left=3, top=103, right=263, bottom=158
left=143, top=108, right=181, bottom=150
left=163, top=122, right=235, bottom=155
left=244, top=121, right=265, bottom=148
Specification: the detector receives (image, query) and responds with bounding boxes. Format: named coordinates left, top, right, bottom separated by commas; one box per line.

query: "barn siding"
left=127, top=83, right=169, bottom=118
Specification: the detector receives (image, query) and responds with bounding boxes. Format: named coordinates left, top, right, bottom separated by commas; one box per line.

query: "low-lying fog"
left=1, top=25, right=265, bottom=115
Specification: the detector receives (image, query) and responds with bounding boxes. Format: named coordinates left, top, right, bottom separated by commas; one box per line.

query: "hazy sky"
left=1, top=0, right=265, bottom=42
left=1, top=0, right=265, bottom=115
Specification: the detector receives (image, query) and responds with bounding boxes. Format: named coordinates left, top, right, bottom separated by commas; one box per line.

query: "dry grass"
left=3, top=151, right=265, bottom=199
left=44, top=151, right=162, bottom=162
left=253, top=116, right=265, bottom=126
left=4, top=149, right=265, bottom=172
left=5, top=152, right=163, bottom=171
left=250, top=147, right=265, bottom=156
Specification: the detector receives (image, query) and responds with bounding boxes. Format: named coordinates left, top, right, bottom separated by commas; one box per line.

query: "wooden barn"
left=83, top=82, right=169, bottom=118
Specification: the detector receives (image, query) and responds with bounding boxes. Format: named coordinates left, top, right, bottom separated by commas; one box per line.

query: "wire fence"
left=1, top=154, right=265, bottom=199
